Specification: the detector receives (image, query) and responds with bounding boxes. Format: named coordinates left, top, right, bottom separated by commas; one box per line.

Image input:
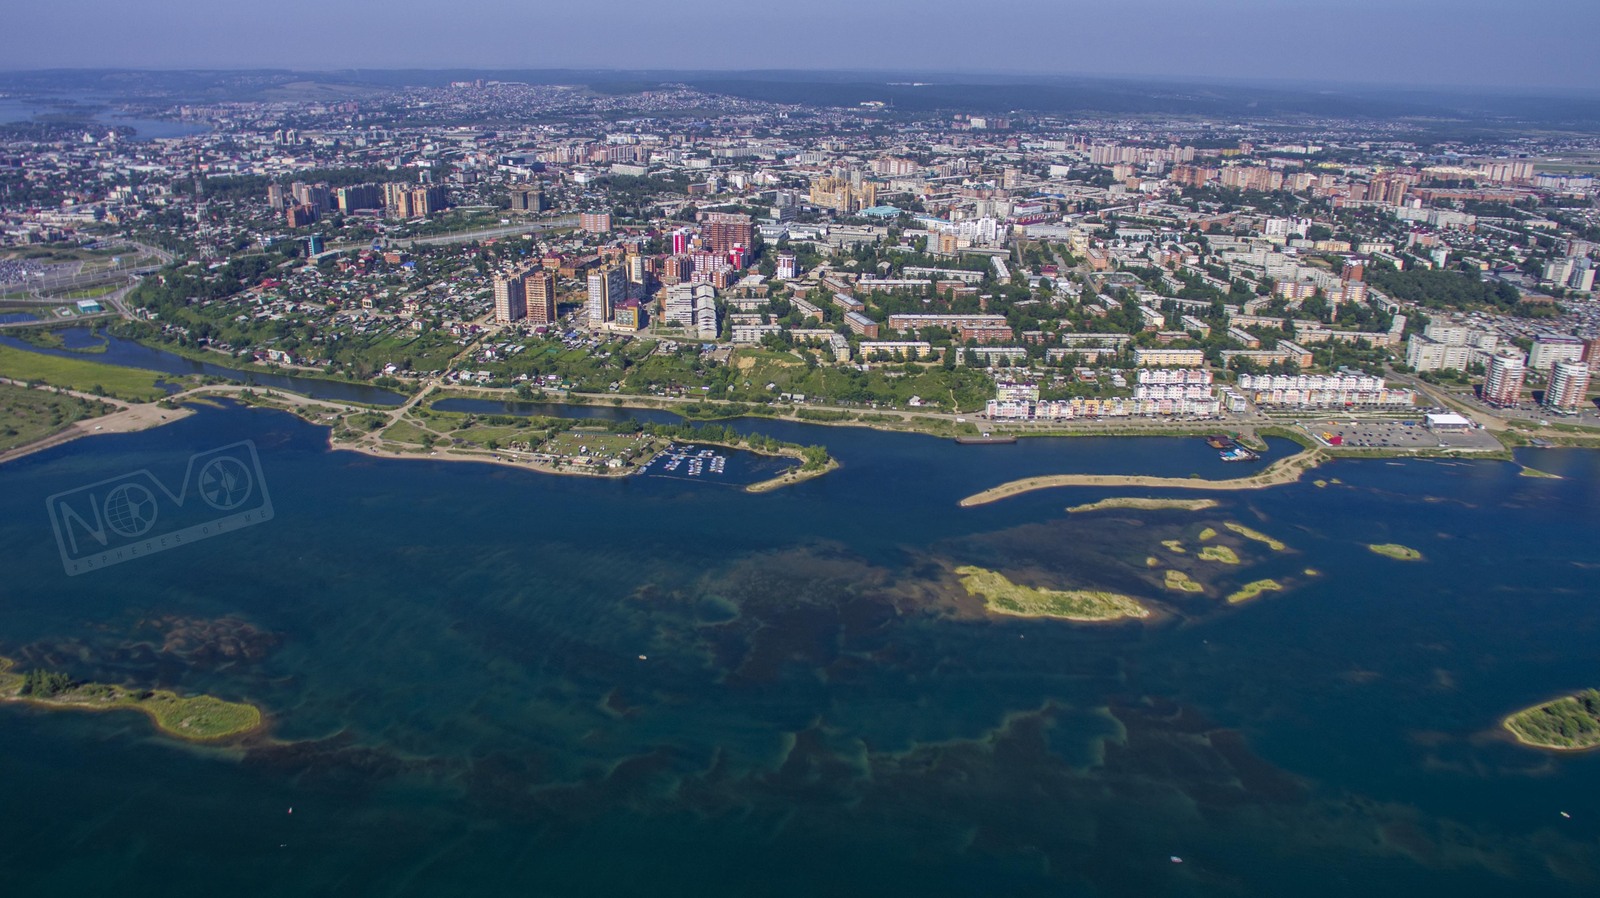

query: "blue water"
left=0, top=96, right=209, bottom=140
left=0, top=329, right=406, bottom=406
left=0, top=401, right=1598, bottom=897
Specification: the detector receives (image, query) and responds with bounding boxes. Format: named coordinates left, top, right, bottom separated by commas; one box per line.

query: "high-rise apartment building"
left=384, top=182, right=417, bottom=219
left=809, top=176, right=876, bottom=213
left=493, top=270, right=527, bottom=323
left=509, top=184, right=548, bottom=213
left=336, top=183, right=383, bottom=214
left=701, top=212, right=753, bottom=257
left=525, top=270, right=556, bottom=324
left=1545, top=360, right=1591, bottom=413
left=580, top=211, right=612, bottom=234
left=291, top=181, right=332, bottom=214
left=1529, top=334, right=1586, bottom=371
left=586, top=265, right=626, bottom=325
left=384, top=183, right=446, bottom=219
left=1483, top=352, right=1526, bottom=407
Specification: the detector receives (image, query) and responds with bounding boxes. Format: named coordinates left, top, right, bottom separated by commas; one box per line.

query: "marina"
left=646, top=444, right=734, bottom=480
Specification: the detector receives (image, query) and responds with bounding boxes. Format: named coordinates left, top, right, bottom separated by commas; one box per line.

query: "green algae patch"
left=1067, top=497, right=1220, bottom=514
left=1368, top=543, right=1423, bottom=561
left=1227, top=579, right=1284, bottom=604
left=1198, top=545, right=1240, bottom=564
left=1161, top=540, right=1186, bottom=554
left=1163, top=570, right=1204, bottom=593
left=955, top=566, right=1149, bottom=622
left=1225, top=522, right=1286, bottom=551
left=0, top=657, right=262, bottom=742
left=1503, top=690, right=1600, bottom=751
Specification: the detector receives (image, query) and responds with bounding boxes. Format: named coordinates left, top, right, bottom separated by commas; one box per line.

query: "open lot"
left=1303, top=418, right=1503, bottom=452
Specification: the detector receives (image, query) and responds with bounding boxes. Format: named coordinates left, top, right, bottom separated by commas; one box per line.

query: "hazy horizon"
left=3, top=0, right=1597, bottom=93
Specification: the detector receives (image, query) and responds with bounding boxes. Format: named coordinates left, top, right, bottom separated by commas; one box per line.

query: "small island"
left=1227, top=579, right=1285, bottom=604
left=1368, top=543, right=1423, bottom=561
left=1198, top=545, right=1241, bottom=564
left=954, top=566, right=1149, bottom=622
left=1503, top=690, right=1600, bottom=750
left=1163, top=570, right=1204, bottom=593
left=1224, top=522, right=1287, bottom=551
left=1066, top=497, right=1220, bottom=514
left=0, top=656, right=262, bottom=742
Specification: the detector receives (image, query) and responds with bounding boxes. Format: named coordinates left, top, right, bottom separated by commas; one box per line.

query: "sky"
left=4, top=0, right=1598, bottom=92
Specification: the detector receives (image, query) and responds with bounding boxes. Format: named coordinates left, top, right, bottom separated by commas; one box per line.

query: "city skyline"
left=4, top=0, right=1599, bottom=92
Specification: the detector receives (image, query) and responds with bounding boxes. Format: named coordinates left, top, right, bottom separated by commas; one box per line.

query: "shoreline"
left=0, top=386, right=196, bottom=467
left=0, top=373, right=1577, bottom=495
left=959, top=449, right=1329, bottom=508
left=235, top=389, right=832, bottom=490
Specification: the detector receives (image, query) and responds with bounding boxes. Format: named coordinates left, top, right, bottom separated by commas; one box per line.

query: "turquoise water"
left=1, top=402, right=1598, bottom=896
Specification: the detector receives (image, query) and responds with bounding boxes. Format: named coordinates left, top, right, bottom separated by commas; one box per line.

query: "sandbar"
left=960, top=450, right=1326, bottom=507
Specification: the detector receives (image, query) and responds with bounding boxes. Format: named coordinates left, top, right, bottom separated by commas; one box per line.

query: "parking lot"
left=1303, top=418, right=1504, bottom=452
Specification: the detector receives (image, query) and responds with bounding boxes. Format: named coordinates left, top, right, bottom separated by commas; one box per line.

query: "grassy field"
left=1227, top=579, right=1285, bottom=604
left=1197, top=545, right=1241, bottom=564
left=136, top=692, right=262, bottom=741
left=954, top=565, right=1149, bottom=622
left=1066, top=497, right=1219, bottom=514
left=0, top=381, right=117, bottom=452
left=1224, top=522, right=1287, bottom=551
left=379, top=419, right=435, bottom=447
left=0, top=344, right=172, bottom=402
left=62, top=285, right=118, bottom=300
left=0, top=657, right=261, bottom=742
left=1163, top=570, right=1204, bottom=593
left=542, top=429, right=655, bottom=462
